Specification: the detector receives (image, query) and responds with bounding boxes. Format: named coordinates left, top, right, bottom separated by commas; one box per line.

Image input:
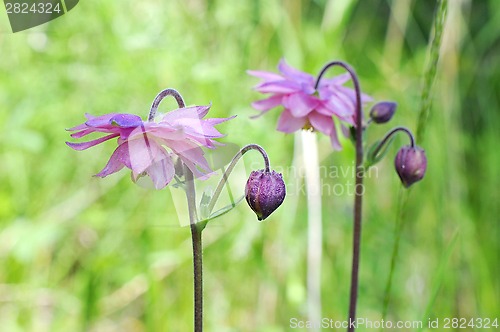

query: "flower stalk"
left=149, top=89, right=204, bottom=331
left=316, top=61, right=364, bottom=332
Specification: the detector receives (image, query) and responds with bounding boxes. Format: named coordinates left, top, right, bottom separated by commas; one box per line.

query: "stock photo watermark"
left=3, top=0, right=79, bottom=32
left=289, top=317, right=499, bottom=330
left=250, top=161, right=380, bottom=197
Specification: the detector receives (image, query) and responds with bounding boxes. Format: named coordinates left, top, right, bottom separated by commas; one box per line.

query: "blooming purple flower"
left=66, top=106, right=233, bottom=190
left=248, top=59, right=372, bottom=150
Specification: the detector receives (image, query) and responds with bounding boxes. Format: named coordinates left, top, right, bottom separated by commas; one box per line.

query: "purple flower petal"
left=145, top=153, right=175, bottom=189
left=66, top=123, right=88, bottom=131
left=110, top=114, right=143, bottom=128
left=251, top=95, right=283, bottom=111
left=85, top=113, right=119, bottom=128
left=309, top=112, right=334, bottom=136
left=247, top=70, right=284, bottom=81
left=318, top=73, right=351, bottom=87
left=329, top=125, right=342, bottom=151
left=70, top=128, right=95, bottom=138
left=94, top=143, right=129, bottom=177
left=282, top=93, right=319, bottom=117
left=254, top=80, right=300, bottom=94
left=278, top=59, right=314, bottom=84
left=66, top=133, right=120, bottom=151
left=127, top=136, right=166, bottom=174
left=168, top=140, right=211, bottom=172
left=161, top=105, right=211, bottom=123
left=276, top=109, right=308, bottom=133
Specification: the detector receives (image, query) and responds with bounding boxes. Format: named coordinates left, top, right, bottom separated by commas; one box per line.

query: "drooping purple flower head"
left=248, top=59, right=372, bottom=150
left=66, top=106, right=234, bottom=190
left=245, top=169, right=286, bottom=221
left=394, top=145, right=427, bottom=188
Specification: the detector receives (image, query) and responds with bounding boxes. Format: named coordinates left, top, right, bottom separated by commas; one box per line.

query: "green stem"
left=148, top=89, right=204, bottom=331
left=382, top=0, right=447, bottom=322
left=184, top=165, right=203, bottom=332
left=371, top=126, right=415, bottom=160
left=316, top=61, right=364, bottom=332
left=206, top=144, right=270, bottom=215
left=381, top=187, right=408, bottom=321
left=416, top=0, right=448, bottom=143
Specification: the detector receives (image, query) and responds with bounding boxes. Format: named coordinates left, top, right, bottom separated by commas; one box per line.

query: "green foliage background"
left=0, top=0, right=498, bottom=331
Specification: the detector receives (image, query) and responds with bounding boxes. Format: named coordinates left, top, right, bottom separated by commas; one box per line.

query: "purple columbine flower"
left=245, top=169, right=286, bottom=221
left=248, top=59, right=372, bottom=150
left=66, top=106, right=234, bottom=190
left=395, top=145, right=427, bottom=188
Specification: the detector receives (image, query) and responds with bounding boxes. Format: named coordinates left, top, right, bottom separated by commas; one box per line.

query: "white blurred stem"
left=300, top=130, right=322, bottom=327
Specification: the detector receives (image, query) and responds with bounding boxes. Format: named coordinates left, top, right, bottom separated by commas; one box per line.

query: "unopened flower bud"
left=245, top=169, right=286, bottom=221
left=369, top=101, right=397, bottom=124
left=395, top=146, right=427, bottom=188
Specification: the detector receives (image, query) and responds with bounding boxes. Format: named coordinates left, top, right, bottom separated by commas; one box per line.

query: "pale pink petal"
left=179, top=156, right=212, bottom=180
left=318, top=73, right=351, bottom=87
left=254, top=80, right=300, bottom=94
left=145, top=154, right=175, bottom=189
left=329, top=124, right=342, bottom=151
left=130, top=123, right=185, bottom=141
left=66, top=133, right=119, bottom=151
left=276, top=109, right=308, bottom=133
left=127, top=136, right=166, bottom=174
left=247, top=70, right=284, bottom=81
left=167, top=140, right=211, bottom=172
left=251, top=95, right=283, bottom=111
left=283, top=93, right=319, bottom=117
left=341, top=124, right=351, bottom=138
left=161, top=105, right=211, bottom=123
left=278, top=58, right=314, bottom=83
left=308, top=112, right=334, bottom=136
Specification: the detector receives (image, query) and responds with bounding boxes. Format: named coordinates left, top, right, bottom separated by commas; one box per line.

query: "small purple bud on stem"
left=245, top=169, right=286, bottom=221
left=369, top=101, right=397, bottom=124
left=395, top=145, right=427, bottom=188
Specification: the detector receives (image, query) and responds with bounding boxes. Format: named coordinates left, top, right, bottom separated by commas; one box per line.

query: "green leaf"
left=366, top=136, right=395, bottom=167
left=199, top=188, right=213, bottom=220
left=198, top=195, right=245, bottom=223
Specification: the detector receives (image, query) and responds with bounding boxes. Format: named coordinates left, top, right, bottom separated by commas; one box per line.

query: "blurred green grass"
left=0, top=0, right=498, bottom=331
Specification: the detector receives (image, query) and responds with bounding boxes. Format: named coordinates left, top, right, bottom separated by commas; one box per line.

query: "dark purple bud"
left=369, top=101, right=397, bottom=124
left=245, top=169, right=286, bottom=221
left=395, top=146, right=427, bottom=188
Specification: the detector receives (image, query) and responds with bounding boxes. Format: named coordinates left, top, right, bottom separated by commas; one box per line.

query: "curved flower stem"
left=371, top=126, right=416, bottom=160
left=148, top=88, right=186, bottom=121
left=207, top=144, right=270, bottom=216
left=149, top=89, right=202, bottom=331
left=316, top=61, right=363, bottom=332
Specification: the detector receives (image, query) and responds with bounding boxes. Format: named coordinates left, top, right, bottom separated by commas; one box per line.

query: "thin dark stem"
left=206, top=144, right=270, bottom=215
left=148, top=88, right=186, bottom=121
left=371, top=126, right=416, bottom=161
left=316, top=61, right=363, bottom=332
left=147, top=89, right=202, bottom=330
left=184, top=165, right=203, bottom=332
left=191, top=224, right=203, bottom=332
